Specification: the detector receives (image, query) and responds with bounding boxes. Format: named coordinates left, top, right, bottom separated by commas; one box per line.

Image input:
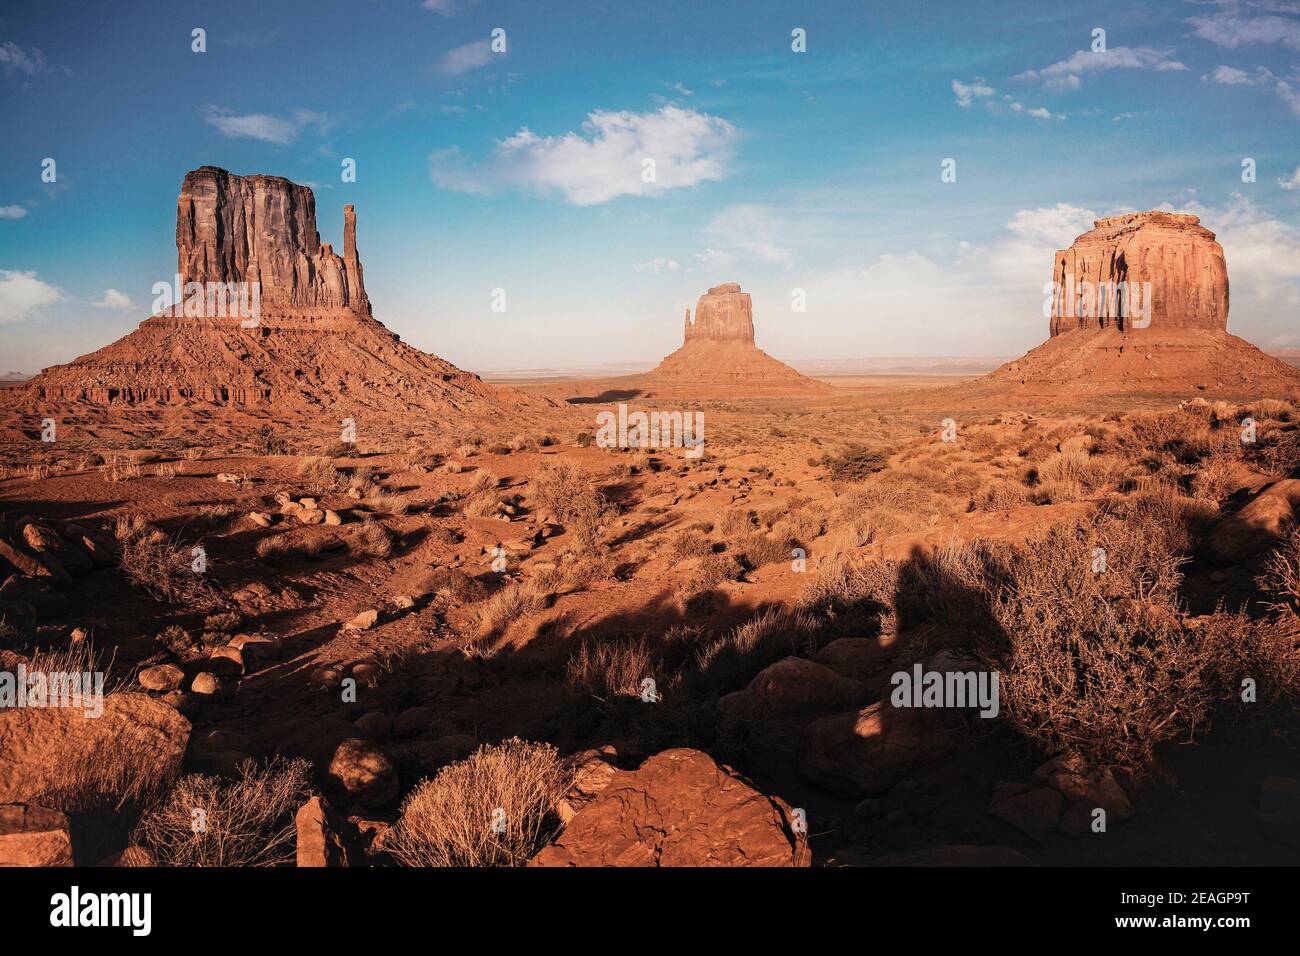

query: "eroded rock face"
left=530, top=748, right=807, bottom=867
left=20, top=166, right=529, bottom=416
left=652, top=281, right=826, bottom=389
left=685, top=282, right=756, bottom=343
left=1049, top=211, right=1228, bottom=336
left=176, top=166, right=369, bottom=314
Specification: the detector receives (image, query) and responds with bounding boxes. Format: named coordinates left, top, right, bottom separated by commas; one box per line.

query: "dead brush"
left=1258, top=528, right=1300, bottom=617
left=133, top=757, right=313, bottom=867
left=529, top=458, right=615, bottom=545
left=385, top=738, right=572, bottom=867
left=565, top=637, right=654, bottom=700
left=116, top=517, right=220, bottom=608
left=296, top=456, right=347, bottom=493
left=351, top=519, right=395, bottom=558
left=694, top=607, right=820, bottom=693
left=476, top=578, right=553, bottom=637
left=256, top=532, right=324, bottom=563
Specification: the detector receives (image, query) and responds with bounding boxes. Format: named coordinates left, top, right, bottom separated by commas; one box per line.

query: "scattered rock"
left=989, top=781, right=1063, bottom=841
left=353, top=712, right=391, bottom=740
left=345, top=609, right=379, bottom=632
left=138, top=663, right=185, bottom=692
left=0, top=803, right=73, bottom=866
left=718, top=656, right=863, bottom=723
left=296, top=795, right=349, bottom=867
left=799, top=701, right=955, bottom=797
left=327, top=738, right=398, bottom=808
left=191, top=672, right=223, bottom=695
left=531, top=748, right=807, bottom=867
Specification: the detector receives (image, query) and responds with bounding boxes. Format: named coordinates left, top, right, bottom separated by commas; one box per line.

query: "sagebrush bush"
left=134, top=757, right=313, bottom=867
left=820, top=444, right=888, bottom=481
left=530, top=459, right=614, bottom=544
left=385, top=739, right=571, bottom=867
left=566, top=638, right=653, bottom=699
left=116, top=518, right=219, bottom=608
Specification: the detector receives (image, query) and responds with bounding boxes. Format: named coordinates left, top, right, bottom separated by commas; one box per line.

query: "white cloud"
left=1189, top=10, right=1300, bottom=51
left=422, top=0, right=475, bottom=14
left=1005, top=203, right=1098, bottom=246
left=435, top=39, right=493, bottom=76
left=0, top=205, right=28, bottom=219
left=1280, top=165, right=1300, bottom=190
left=1276, top=77, right=1300, bottom=116
left=93, top=288, right=132, bottom=309
left=203, top=107, right=332, bottom=145
left=694, top=248, right=734, bottom=270
left=1209, top=64, right=1258, bottom=85
left=429, top=105, right=736, bottom=205
left=1014, top=47, right=1187, bottom=91
left=703, top=204, right=794, bottom=267
left=952, top=79, right=995, bottom=108
left=0, top=40, right=46, bottom=78
left=0, top=270, right=61, bottom=323
left=952, top=79, right=1062, bottom=119
left=633, top=257, right=680, bottom=274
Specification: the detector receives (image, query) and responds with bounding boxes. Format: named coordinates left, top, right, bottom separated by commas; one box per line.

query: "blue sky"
left=1, top=0, right=1298, bottom=374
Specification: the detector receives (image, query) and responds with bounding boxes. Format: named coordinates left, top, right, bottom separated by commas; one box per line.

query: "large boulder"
left=0, top=692, right=191, bottom=805
left=718, top=656, right=864, bottom=724
left=0, top=803, right=73, bottom=866
left=1208, top=479, right=1300, bottom=564
left=799, top=701, right=955, bottom=797
left=530, top=749, right=807, bottom=867
left=326, top=738, right=398, bottom=809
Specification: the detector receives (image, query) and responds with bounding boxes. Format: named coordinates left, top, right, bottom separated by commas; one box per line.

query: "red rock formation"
left=651, top=282, right=826, bottom=390
left=529, top=749, right=809, bottom=867
left=961, top=210, right=1300, bottom=402
left=176, top=166, right=368, bottom=313
left=13, top=167, right=535, bottom=423
left=1049, top=211, right=1228, bottom=335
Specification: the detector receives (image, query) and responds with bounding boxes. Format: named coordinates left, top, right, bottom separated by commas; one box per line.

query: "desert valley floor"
left=3, top=364, right=1299, bottom=867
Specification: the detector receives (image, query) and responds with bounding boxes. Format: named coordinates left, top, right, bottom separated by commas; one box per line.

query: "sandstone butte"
left=7, top=166, right=535, bottom=432
left=650, top=282, right=829, bottom=391
left=967, top=210, right=1300, bottom=401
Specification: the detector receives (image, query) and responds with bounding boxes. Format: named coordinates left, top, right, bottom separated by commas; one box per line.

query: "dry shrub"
left=477, top=579, right=551, bottom=637
left=256, top=532, right=323, bottom=563
left=116, top=518, right=219, bottom=608
left=1100, top=485, right=1217, bottom=559
left=1258, top=529, right=1300, bottom=617
left=738, top=530, right=796, bottom=569
left=414, top=567, right=485, bottom=603
left=529, top=459, right=614, bottom=544
left=296, top=456, right=346, bottom=492
left=365, top=490, right=410, bottom=516
left=352, top=519, right=394, bottom=558
left=983, top=516, right=1258, bottom=768
left=386, top=738, right=571, bottom=867
left=667, top=526, right=713, bottom=560
left=1243, top=398, right=1295, bottom=423
left=565, top=638, right=653, bottom=699
left=322, top=439, right=354, bottom=458
left=717, top=508, right=755, bottom=539
left=133, top=757, right=312, bottom=867
left=797, top=555, right=899, bottom=635
left=820, top=444, right=888, bottom=481
left=694, top=607, right=819, bottom=692
left=250, top=425, right=290, bottom=456
left=693, top=551, right=744, bottom=590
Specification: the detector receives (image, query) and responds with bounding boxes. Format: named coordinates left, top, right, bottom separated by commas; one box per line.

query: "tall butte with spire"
left=16, top=166, right=531, bottom=426
left=650, top=282, right=826, bottom=390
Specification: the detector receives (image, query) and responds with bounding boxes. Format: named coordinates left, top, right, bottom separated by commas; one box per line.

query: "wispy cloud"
left=429, top=105, right=736, bottom=205
left=0, top=40, right=49, bottom=79
left=1189, top=7, right=1300, bottom=51
left=633, top=257, right=680, bottom=274
left=0, top=270, right=61, bottom=323
left=93, top=288, right=132, bottom=309
left=0, top=204, right=28, bottom=220
left=434, top=39, right=494, bottom=76
left=422, top=0, right=476, bottom=14
left=203, top=107, right=333, bottom=145
left=1014, top=47, right=1187, bottom=91
left=1279, top=165, right=1300, bottom=190
left=952, top=78, right=1061, bottom=119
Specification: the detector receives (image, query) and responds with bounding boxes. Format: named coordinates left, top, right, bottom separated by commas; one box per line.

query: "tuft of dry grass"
left=385, top=738, right=572, bottom=867
left=133, top=757, right=312, bottom=867
left=529, top=459, right=615, bottom=545
left=565, top=638, right=653, bottom=699
left=351, top=519, right=395, bottom=558
left=116, top=516, right=220, bottom=608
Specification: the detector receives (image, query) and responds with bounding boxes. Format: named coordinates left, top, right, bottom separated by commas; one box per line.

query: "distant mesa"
left=970, top=210, right=1300, bottom=401
left=650, top=283, right=827, bottom=390
left=16, top=166, right=530, bottom=419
